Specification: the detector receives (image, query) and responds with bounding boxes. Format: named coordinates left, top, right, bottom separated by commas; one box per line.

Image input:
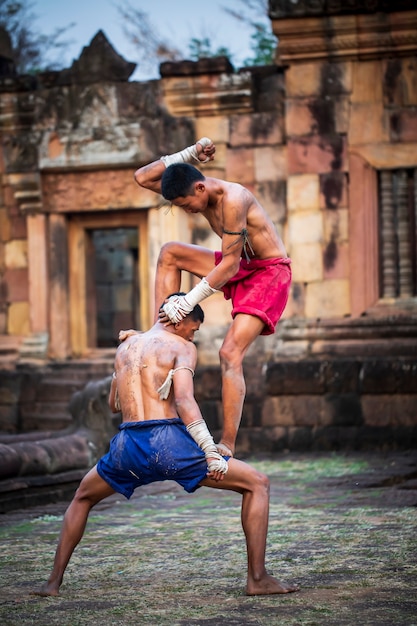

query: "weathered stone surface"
left=0, top=443, right=21, bottom=478
left=230, top=112, right=283, bottom=147
left=360, top=359, right=417, bottom=394
left=2, top=268, right=28, bottom=301
left=287, top=174, right=320, bottom=211
left=254, top=145, right=287, bottom=182
left=351, top=60, right=384, bottom=103
left=305, top=278, right=350, bottom=318
left=290, top=241, right=323, bottom=283
left=255, top=182, right=287, bottom=233
left=42, top=170, right=158, bottom=213
left=320, top=172, right=348, bottom=210
left=0, top=208, right=11, bottom=242
left=7, top=302, right=29, bottom=335
left=225, top=148, right=255, bottom=184
left=4, top=240, right=27, bottom=269
left=383, top=57, right=417, bottom=107
left=160, top=56, right=234, bottom=77
left=195, top=116, right=229, bottom=144
left=0, top=405, right=18, bottom=432
left=322, top=392, right=363, bottom=427
left=194, top=367, right=222, bottom=400
left=349, top=102, right=390, bottom=144
left=362, top=395, right=417, bottom=427
left=325, top=359, right=361, bottom=393
left=69, top=30, right=136, bottom=83
left=288, top=211, right=323, bottom=244
left=287, top=426, right=314, bottom=450
left=287, top=134, right=347, bottom=175
left=266, top=360, right=327, bottom=395
left=323, top=241, right=349, bottom=280
left=389, top=109, right=417, bottom=142
left=269, top=0, right=416, bottom=18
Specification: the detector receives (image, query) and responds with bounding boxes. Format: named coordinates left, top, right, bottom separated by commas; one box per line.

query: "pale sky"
left=31, top=0, right=263, bottom=81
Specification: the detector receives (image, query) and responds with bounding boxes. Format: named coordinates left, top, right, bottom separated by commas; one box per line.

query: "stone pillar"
left=27, top=213, right=48, bottom=334
left=49, top=213, right=70, bottom=358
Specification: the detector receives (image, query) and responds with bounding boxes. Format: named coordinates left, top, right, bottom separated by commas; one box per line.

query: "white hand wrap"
left=186, top=419, right=228, bottom=474
left=160, top=137, right=212, bottom=167
left=162, top=277, right=217, bottom=324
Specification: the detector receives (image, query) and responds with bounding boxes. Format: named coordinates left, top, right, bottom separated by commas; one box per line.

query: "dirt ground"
left=0, top=451, right=416, bottom=626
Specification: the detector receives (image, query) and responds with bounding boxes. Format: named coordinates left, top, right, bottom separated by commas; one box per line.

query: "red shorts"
left=214, top=252, right=292, bottom=336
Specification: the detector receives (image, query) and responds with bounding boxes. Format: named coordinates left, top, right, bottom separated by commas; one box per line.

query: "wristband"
left=163, top=277, right=217, bottom=324
left=160, top=137, right=212, bottom=167
left=186, top=419, right=228, bottom=474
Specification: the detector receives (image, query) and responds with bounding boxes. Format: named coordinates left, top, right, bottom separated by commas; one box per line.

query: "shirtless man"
left=134, top=138, right=291, bottom=458
left=34, top=298, right=298, bottom=597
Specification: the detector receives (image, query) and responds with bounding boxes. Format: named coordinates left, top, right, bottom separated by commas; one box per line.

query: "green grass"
left=0, top=453, right=416, bottom=626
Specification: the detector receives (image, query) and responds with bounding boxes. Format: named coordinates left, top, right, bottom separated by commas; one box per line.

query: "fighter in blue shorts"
left=97, top=417, right=227, bottom=497
left=35, top=298, right=298, bottom=598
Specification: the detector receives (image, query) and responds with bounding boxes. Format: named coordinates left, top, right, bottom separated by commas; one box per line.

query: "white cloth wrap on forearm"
left=186, top=419, right=228, bottom=474
left=163, top=277, right=217, bottom=324
left=160, top=137, right=212, bottom=167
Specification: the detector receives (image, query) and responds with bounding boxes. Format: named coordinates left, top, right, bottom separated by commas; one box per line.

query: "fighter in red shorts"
left=134, top=138, right=291, bottom=457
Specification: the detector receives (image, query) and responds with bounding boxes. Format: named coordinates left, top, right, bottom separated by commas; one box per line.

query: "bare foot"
left=31, top=583, right=60, bottom=597
left=246, top=574, right=299, bottom=596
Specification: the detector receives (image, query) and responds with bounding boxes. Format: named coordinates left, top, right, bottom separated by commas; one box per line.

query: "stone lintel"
left=160, top=56, right=234, bottom=77
left=269, top=0, right=416, bottom=19
left=162, top=72, right=253, bottom=117
left=272, top=11, right=417, bottom=64
left=351, top=143, right=417, bottom=169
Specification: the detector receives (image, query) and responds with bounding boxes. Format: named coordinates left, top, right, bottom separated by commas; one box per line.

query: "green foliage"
left=188, top=37, right=232, bottom=63
left=243, top=22, right=277, bottom=66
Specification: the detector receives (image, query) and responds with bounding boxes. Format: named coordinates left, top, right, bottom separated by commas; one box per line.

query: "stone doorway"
left=89, top=228, right=139, bottom=347
left=68, top=212, right=149, bottom=357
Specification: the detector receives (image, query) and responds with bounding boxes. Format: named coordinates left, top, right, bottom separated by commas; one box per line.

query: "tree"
left=117, top=1, right=182, bottom=77
left=116, top=0, right=275, bottom=77
left=243, top=22, right=277, bottom=66
left=188, top=37, right=232, bottom=63
left=221, top=0, right=277, bottom=67
left=0, top=0, right=74, bottom=74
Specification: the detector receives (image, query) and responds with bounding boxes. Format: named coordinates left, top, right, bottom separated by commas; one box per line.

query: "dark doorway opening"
left=89, top=228, right=139, bottom=347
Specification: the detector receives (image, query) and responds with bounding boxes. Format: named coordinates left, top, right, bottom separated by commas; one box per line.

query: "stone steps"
left=20, top=401, right=74, bottom=431
left=0, top=355, right=115, bottom=434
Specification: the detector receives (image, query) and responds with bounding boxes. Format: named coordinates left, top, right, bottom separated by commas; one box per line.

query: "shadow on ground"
left=0, top=451, right=416, bottom=626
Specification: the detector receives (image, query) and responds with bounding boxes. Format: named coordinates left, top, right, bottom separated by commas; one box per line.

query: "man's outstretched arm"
left=134, top=138, right=215, bottom=194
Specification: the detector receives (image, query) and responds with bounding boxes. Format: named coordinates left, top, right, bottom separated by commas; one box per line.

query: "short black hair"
left=159, top=292, right=205, bottom=323
left=161, top=163, right=205, bottom=201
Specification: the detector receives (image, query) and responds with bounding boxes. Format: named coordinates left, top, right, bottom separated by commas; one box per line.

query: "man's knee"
left=241, top=467, right=270, bottom=498
left=157, top=241, right=183, bottom=266
left=219, top=341, right=244, bottom=370
left=254, top=470, right=270, bottom=495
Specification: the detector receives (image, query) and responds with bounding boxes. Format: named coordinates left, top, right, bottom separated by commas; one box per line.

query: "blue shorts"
left=97, top=419, right=215, bottom=499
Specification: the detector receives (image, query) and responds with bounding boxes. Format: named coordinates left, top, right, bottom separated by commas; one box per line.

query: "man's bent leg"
left=34, top=466, right=115, bottom=596
left=218, top=314, right=265, bottom=455
left=200, top=458, right=299, bottom=595
left=154, top=242, right=215, bottom=321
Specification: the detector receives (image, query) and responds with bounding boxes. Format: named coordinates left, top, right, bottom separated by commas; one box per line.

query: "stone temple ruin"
left=0, top=1, right=416, bottom=510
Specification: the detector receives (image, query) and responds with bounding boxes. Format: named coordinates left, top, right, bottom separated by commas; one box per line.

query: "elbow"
left=223, top=259, right=240, bottom=280
left=174, top=395, right=194, bottom=417
left=230, top=260, right=240, bottom=275
left=134, top=168, right=145, bottom=187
